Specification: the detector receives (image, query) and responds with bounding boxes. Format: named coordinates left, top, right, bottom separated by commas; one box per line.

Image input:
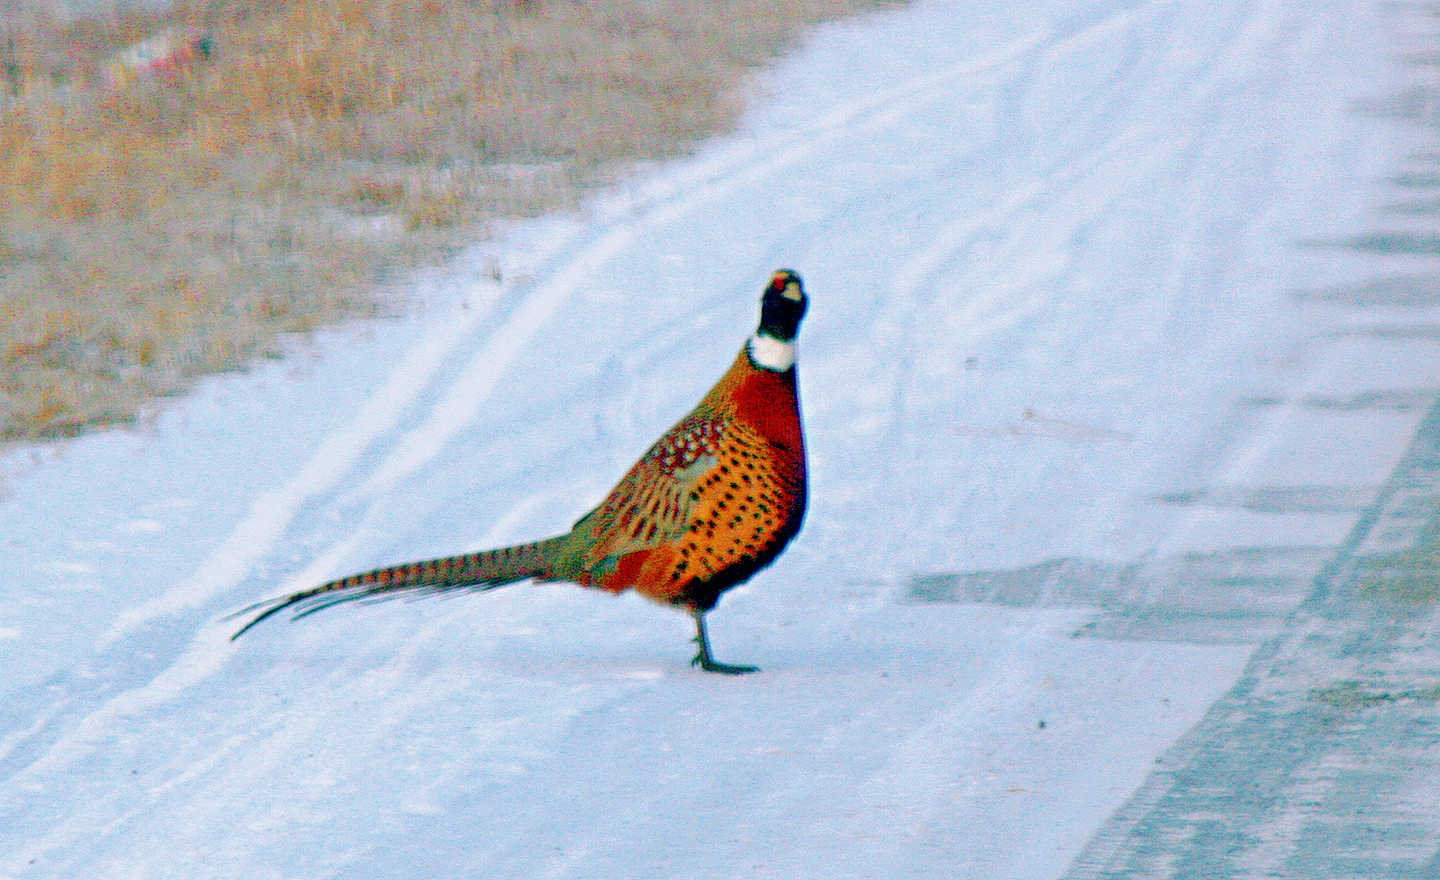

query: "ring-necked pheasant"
left=232, top=270, right=809, bottom=674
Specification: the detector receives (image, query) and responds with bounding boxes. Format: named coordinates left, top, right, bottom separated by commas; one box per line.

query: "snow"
left=2, top=0, right=1435, bottom=877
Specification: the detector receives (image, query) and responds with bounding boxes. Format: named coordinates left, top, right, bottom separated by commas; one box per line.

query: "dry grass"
left=0, top=0, right=897, bottom=445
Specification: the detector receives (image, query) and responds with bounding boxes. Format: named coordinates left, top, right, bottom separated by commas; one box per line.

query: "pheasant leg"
left=691, top=610, right=758, bottom=675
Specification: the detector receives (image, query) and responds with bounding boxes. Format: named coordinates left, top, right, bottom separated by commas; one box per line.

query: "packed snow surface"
left=2, top=1, right=1433, bottom=877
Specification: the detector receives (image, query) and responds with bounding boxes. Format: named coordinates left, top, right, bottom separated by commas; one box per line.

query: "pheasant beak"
left=771, top=270, right=804, bottom=302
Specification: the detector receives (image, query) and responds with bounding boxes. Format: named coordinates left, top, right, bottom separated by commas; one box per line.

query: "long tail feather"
left=229, top=536, right=568, bottom=639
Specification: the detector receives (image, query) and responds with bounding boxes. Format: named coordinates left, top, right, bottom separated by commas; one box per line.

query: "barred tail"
left=229, top=535, right=569, bottom=639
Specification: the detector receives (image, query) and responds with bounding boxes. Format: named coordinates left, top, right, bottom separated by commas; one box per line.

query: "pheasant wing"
left=575, top=412, right=728, bottom=571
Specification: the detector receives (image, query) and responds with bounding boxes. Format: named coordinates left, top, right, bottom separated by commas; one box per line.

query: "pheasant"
left=232, top=270, right=809, bottom=674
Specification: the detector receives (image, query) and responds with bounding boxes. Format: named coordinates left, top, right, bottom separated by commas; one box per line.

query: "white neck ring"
left=748, top=335, right=796, bottom=372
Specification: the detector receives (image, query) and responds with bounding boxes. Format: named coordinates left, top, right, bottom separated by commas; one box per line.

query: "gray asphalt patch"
left=1239, top=390, right=1439, bottom=411
left=1295, top=275, right=1440, bottom=307
left=1153, top=486, right=1377, bottom=514
left=909, top=547, right=1329, bottom=645
left=1062, top=397, right=1440, bottom=879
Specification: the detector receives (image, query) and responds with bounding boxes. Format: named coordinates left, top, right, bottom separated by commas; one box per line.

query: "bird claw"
left=690, top=651, right=759, bottom=675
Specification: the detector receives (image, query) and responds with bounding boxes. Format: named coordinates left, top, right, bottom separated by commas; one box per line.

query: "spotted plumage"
left=232, top=270, right=810, bottom=674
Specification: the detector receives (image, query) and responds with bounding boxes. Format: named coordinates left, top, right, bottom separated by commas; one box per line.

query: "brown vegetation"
left=0, top=0, right=896, bottom=445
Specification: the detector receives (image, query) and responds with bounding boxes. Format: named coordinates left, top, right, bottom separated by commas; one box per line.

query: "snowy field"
left=3, top=0, right=1437, bottom=877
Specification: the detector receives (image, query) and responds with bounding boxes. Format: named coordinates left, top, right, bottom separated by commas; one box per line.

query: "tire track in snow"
left=93, top=304, right=498, bottom=651
left=845, top=0, right=1333, bottom=574
left=855, top=10, right=1195, bottom=531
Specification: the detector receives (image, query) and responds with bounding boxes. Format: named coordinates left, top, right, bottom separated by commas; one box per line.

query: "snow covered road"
left=4, top=0, right=1437, bottom=876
